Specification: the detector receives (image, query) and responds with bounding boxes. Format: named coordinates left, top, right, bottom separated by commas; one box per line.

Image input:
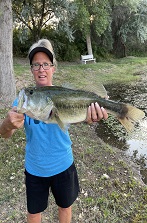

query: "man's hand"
left=0, top=107, right=24, bottom=138
left=86, top=102, right=108, bottom=124
left=6, top=107, right=25, bottom=130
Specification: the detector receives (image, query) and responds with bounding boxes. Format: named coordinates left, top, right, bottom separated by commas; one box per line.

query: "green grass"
left=55, top=56, right=147, bottom=86
left=13, top=56, right=147, bottom=89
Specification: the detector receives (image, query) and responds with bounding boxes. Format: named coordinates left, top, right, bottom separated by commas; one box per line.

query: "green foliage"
left=43, top=29, right=81, bottom=61
left=109, top=0, right=141, bottom=10
left=127, top=40, right=147, bottom=57
left=106, top=0, right=147, bottom=57
left=12, top=0, right=77, bottom=42
left=60, top=44, right=80, bottom=62
left=135, top=0, right=147, bottom=43
left=90, top=0, right=111, bottom=37
left=13, top=27, right=81, bottom=61
left=13, top=28, right=31, bottom=56
left=12, top=0, right=147, bottom=60
left=74, top=0, right=110, bottom=37
left=73, top=0, right=91, bottom=36
left=116, top=0, right=147, bottom=44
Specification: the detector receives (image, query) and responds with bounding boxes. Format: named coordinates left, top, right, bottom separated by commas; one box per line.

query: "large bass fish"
left=17, top=85, right=145, bottom=132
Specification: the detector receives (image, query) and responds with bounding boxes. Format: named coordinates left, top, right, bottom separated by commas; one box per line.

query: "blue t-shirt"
left=13, top=99, right=73, bottom=177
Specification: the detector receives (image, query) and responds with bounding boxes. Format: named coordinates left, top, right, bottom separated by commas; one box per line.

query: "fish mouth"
left=49, top=110, right=53, bottom=118
left=17, top=89, right=28, bottom=113
left=18, top=89, right=25, bottom=105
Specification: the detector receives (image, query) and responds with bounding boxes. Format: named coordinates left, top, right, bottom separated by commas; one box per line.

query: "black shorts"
left=25, top=162, right=80, bottom=214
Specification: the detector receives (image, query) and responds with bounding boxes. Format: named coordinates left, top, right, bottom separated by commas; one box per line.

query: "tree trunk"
left=111, top=20, right=126, bottom=58
left=112, top=34, right=126, bottom=58
left=86, top=34, right=93, bottom=55
left=0, top=0, right=16, bottom=108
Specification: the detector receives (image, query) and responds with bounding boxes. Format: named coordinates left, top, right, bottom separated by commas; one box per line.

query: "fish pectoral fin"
left=51, top=107, right=67, bottom=131
left=54, top=112, right=67, bottom=131
left=118, top=105, right=145, bottom=132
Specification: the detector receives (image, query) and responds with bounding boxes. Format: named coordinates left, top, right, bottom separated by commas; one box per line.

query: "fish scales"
left=17, top=85, right=145, bottom=132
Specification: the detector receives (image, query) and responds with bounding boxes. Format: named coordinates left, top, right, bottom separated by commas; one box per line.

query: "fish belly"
left=57, top=107, right=87, bottom=124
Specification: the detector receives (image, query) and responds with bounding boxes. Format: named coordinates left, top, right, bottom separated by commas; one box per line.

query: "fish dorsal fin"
left=62, top=83, right=108, bottom=98
left=62, top=83, right=76, bottom=90
left=83, top=83, right=108, bottom=98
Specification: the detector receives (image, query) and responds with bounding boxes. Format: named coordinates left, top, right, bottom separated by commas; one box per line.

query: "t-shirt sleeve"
left=12, top=98, right=18, bottom=107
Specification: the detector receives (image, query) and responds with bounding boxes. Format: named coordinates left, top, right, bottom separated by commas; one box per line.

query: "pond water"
left=96, top=80, right=147, bottom=184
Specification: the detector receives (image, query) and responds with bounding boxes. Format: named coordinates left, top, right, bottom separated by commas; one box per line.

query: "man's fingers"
left=86, top=102, right=108, bottom=123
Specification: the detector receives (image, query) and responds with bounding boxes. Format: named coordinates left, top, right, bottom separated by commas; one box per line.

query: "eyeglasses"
left=31, top=62, right=54, bottom=71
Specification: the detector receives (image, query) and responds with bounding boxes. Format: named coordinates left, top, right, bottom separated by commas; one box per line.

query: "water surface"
left=96, top=81, right=147, bottom=183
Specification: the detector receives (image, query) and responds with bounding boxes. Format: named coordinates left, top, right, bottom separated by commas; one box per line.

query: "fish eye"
left=29, top=89, right=34, bottom=95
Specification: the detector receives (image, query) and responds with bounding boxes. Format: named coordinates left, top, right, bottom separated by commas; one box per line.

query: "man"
left=0, top=39, right=108, bottom=223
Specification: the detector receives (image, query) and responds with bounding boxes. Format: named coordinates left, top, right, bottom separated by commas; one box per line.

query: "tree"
left=12, top=0, right=77, bottom=42
left=131, top=0, right=147, bottom=43
left=73, top=0, right=110, bottom=55
left=109, top=0, right=142, bottom=57
left=0, top=0, right=15, bottom=108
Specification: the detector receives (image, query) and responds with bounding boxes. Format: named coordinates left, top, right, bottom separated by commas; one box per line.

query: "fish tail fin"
left=117, top=105, right=145, bottom=132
